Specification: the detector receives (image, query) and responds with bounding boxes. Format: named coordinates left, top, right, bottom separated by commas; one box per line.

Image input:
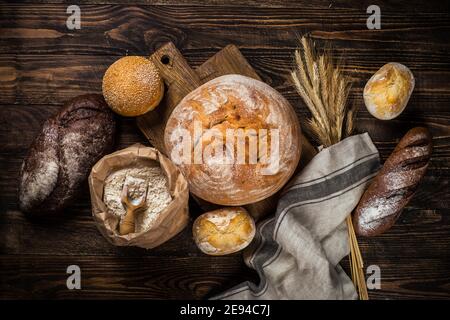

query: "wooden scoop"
left=119, top=179, right=148, bottom=235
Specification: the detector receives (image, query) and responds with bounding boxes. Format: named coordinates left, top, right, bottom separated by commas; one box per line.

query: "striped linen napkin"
left=213, top=133, right=380, bottom=300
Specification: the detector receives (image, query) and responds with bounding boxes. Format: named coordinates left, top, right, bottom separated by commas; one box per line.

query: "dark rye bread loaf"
left=19, top=94, right=116, bottom=215
left=353, top=127, right=432, bottom=236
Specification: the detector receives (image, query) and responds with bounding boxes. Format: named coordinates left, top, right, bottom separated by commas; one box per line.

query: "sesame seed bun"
left=102, top=56, right=164, bottom=117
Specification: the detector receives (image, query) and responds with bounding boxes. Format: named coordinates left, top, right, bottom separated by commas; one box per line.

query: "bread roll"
left=364, top=62, right=414, bottom=120
left=19, top=94, right=116, bottom=215
left=193, top=207, right=255, bottom=256
left=353, top=127, right=432, bottom=236
left=102, top=56, right=164, bottom=116
left=164, top=74, right=301, bottom=205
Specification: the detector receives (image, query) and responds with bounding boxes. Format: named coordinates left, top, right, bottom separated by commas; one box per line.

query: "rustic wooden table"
left=1, top=0, right=449, bottom=300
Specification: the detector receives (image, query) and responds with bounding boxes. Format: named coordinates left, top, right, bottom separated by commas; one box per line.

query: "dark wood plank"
left=2, top=0, right=449, bottom=11
left=358, top=209, right=450, bottom=259
left=0, top=4, right=449, bottom=55
left=0, top=254, right=258, bottom=299
left=365, top=258, right=450, bottom=300
left=0, top=209, right=200, bottom=257
left=1, top=254, right=448, bottom=299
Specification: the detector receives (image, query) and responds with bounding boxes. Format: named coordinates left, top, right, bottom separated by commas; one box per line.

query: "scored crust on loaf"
left=193, top=207, right=256, bottom=255
left=19, top=94, right=116, bottom=214
left=353, top=127, right=432, bottom=236
left=164, top=74, right=301, bottom=205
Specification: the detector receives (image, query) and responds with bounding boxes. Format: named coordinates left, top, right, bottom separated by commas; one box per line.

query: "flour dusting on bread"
left=61, top=132, right=84, bottom=187
left=164, top=74, right=301, bottom=205
left=357, top=195, right=403, bottom=233
left=19, top=94, right=116, bottom=214
left=20, top=158, right=59, bottom=211
left=353, top=127, right=432, bottom=236
left=19, top=122, right=60, bottom=212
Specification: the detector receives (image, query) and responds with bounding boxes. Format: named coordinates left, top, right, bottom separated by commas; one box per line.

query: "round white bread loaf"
left=193, top=207, right=256, bottom=256
left=164, top=74, right=301, bottom=205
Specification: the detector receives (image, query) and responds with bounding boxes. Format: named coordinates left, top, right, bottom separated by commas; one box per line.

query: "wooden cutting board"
left=137, top=42, right=316, bottom=220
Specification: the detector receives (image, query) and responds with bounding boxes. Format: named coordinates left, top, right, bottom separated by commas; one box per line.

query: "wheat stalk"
left=291, top=36, right=368, bottom=300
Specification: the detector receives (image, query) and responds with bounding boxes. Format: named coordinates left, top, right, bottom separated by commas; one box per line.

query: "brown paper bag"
left=88, top=143, right=189, bottom=249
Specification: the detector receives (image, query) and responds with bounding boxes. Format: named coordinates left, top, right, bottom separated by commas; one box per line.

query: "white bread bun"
left=102, top=56, right=164, bottom=117
left=193, top=207, right=255, bottom=256
left=164, top=74, right=301, bottom=205
left=364, top=62, right=414, bottom=120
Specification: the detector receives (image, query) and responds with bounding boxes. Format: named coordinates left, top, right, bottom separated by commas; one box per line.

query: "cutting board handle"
left=149, top=42, right=201, bottom=101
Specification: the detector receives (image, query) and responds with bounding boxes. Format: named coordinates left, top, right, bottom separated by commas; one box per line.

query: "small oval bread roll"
left=193, top=207, right=256, bottom=256
left=364, top=62, right=414, bottom=120
left=102, top=56, right=164, bottom=117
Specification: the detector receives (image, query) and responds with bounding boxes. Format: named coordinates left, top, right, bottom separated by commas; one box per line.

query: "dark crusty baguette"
left=19, top=94, right=116, bottom=214
left=353, top=127, right=432, bottom=236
